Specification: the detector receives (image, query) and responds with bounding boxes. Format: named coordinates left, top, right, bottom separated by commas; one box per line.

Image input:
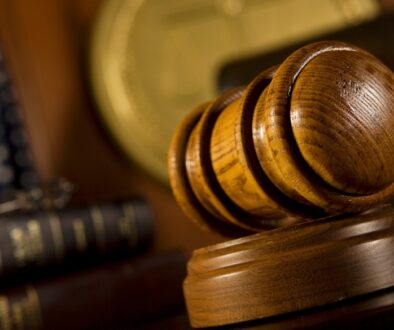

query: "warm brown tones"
left=169, top=41, right=394, bottom=327
left=0, top=0, right=223, bottom=254
left=185, top=205, right=394, bottom=327
left=168, top=41, right=394, bottom=235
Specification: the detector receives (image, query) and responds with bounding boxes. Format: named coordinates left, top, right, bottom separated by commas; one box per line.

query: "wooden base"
left=184, top=206, right=394, bottom=328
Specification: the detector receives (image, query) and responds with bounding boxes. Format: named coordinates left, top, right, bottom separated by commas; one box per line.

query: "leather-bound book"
left=0, top=199, right=154, bottom=282
left=0, top=250, right=186, bottom=330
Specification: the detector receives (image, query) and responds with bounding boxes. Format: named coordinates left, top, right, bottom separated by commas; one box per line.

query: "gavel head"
left=168, top=41, right=394, bottom=236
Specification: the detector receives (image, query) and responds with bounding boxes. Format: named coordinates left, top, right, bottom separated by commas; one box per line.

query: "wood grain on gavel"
left=168, top=41, right=394, bottom=235
left=168, top=41, right=394, bottom=328
left=185, top=206, right=394, bottom=327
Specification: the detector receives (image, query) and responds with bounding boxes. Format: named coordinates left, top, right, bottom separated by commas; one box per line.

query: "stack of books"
left=0, top=49, right=187, bottom=330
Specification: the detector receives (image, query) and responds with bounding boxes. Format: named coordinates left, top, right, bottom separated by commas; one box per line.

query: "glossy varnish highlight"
left=168, top=41, right=394, bottom=235
left=184, top=206, right=394, bottom=327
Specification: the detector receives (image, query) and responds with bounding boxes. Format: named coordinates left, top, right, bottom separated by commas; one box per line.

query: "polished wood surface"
left=184, top=206, right=394, bottom=327
left=169, top=41, right=394, bottom=234
left=230, top=287, right=394, bottom=330
left=0, top=1, right=394, bottom=329
left=168, top=41, right=394, bottom=328
left=142, top=285, right=394, bottom=329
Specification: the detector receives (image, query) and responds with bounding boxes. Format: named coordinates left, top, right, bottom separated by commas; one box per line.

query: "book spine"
left=0, top=199, right=154, bottom=279
left=0, top=251, right=186, bottom=330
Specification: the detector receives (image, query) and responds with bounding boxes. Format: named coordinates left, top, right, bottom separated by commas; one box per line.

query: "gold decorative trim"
left=119, top=203, right=138, bottom=246
left=90, top=206, right=106, bottom=251
left=48, top=212, right=65, bottom=261
left=26, top=286, right=42, bottom=330
left=0, top=296, right=11, bottom=330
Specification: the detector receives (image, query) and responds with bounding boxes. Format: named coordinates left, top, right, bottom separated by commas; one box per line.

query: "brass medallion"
left=90, top=0, right=379, bottom=183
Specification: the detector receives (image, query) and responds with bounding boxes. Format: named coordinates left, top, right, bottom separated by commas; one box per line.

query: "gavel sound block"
left=168, top=41, right=394, bottom=328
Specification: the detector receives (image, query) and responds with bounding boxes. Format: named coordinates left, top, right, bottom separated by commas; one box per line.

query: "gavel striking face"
left=168, top=41, right=394, bottom=235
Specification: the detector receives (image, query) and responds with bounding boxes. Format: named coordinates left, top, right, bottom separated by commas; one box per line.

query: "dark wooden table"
left=138, top=287, right=394, bottom=329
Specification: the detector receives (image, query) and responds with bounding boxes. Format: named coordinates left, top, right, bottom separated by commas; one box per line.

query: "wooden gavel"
left=169, top=41, right=394, bottom=236
left=169, top=41, right=394, bottom=328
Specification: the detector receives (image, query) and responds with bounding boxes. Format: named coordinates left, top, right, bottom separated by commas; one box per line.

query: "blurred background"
left=0, top=0, right=393, bottom=329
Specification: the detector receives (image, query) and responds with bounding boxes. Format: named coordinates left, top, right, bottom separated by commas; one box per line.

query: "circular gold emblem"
left=90, top=0, right=378, bottom=183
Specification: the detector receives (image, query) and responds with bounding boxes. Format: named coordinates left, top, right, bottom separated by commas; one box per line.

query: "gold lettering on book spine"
left=118, top=203, right=138, bottom=247
left=72, top=219, right=88, bottom=252
left=48, top=212, right=65, bottom=261
left=90, top=206, right=106, bottom=251
left=11, top=302, right=23, bottom=330
left=0, top=287, right=42, bottom=330
left=10, top=221, right=45, bottom=267
left=26, top=287, right=42, bottom=330
left=0, top=296, right=11, bottom=330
